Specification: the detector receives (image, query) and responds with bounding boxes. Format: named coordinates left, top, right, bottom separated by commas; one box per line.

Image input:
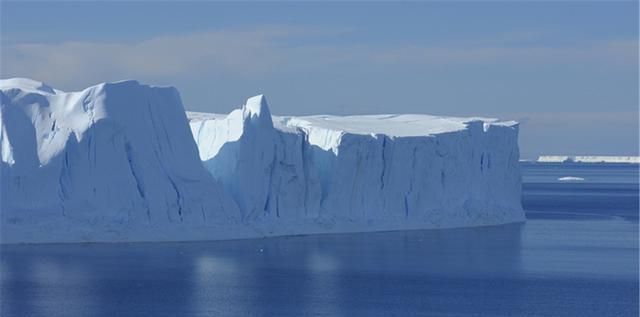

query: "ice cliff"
left=1, top=78, right=238, bottom=243
left=1, top=79, right=524, bottom=243
left=189, top=95, right=524, bottom=233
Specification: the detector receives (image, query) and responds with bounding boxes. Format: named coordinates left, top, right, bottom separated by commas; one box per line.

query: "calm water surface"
left=1, top=163, right=638, bottom=316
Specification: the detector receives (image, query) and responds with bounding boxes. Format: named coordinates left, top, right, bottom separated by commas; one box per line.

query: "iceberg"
left=189, top=95, right=525, bottom=233
left=1, top=79, right=525, bottom=243
left=1, top=78, right=239, bottom=243
left=558, top=176, right=585, bottom=182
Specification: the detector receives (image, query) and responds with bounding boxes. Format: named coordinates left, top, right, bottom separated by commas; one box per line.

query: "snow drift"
left=1, top=79, right=524, bottom=243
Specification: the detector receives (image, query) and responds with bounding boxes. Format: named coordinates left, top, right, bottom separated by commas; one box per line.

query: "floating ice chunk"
left=558, top=176, right=586, bottom=182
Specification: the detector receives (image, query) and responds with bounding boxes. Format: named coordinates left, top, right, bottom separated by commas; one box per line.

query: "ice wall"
left=1, top=79, right=524, bottom=243
left=189, top=95, right=525, bottom=232
left=1, top=79, right=238, bottom=243
left=189, top=95, right=321, bottom=224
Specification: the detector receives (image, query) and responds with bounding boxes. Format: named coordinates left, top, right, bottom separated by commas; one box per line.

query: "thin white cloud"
left=2, top=26, right=637, bottom=89
left=2, top=28, right=295, bottom=87
left=367, top=40, right=638, bottom=67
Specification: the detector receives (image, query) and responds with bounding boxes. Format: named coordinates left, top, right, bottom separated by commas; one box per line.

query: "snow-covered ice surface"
left=1, top=79, right=525, bottom=243
left=538, top=156, right=639, bottom=164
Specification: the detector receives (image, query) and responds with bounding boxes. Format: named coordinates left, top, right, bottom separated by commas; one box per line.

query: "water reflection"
left=1, top=221, right=638, bottom=316
left=1, top=224, right=524, bottom=317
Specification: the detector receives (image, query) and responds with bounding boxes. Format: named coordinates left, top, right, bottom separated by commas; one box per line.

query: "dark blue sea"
left=1, top=163, right=638, bottom=316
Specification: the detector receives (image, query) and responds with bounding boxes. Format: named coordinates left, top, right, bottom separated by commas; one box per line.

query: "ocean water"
left=1, top=163, right=638, bottom=316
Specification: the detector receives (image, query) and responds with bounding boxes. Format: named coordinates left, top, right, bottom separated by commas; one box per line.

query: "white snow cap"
left=242, top=94, right=273, bottom=128
left=0, top=78, right=58, bottom=94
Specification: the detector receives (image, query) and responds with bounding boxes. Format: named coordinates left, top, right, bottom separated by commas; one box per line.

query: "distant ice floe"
left=538, top=156, right=639, bottom=164
left=558, top=176, right=586, bottom=182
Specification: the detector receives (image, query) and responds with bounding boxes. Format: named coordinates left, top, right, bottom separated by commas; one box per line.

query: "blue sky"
left=2, top=1, right=638, bottom=158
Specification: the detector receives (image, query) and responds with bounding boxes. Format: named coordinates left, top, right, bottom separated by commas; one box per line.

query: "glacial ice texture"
left=189, top=95, right=525, bottom=234
left=1, top=79, right=524, bottom=243
left=1, top=79, right=238, bottom=243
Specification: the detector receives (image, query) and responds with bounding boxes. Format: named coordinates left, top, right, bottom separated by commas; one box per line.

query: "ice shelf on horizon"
left=537, top=156, right=640, bottom=164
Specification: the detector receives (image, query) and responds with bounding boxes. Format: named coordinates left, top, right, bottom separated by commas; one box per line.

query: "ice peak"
left=242, top=94, right=273, bottom=128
